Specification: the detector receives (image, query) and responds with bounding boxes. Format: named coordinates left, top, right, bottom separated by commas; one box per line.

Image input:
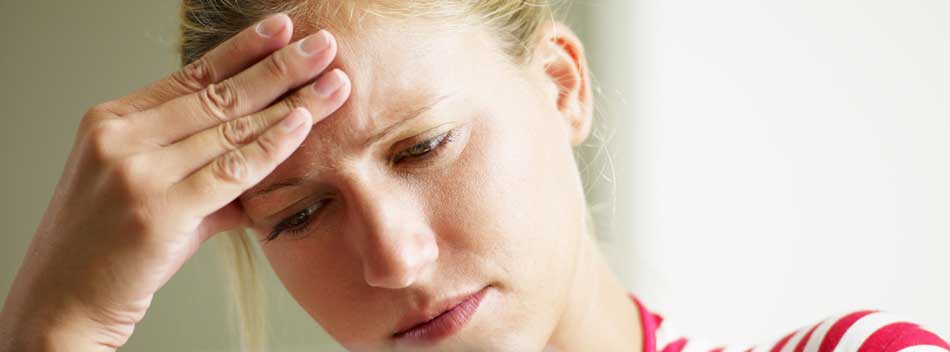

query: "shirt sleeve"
left=748, top=310, right=950, bottom=352
left=632, top=294, right=949, bottom=352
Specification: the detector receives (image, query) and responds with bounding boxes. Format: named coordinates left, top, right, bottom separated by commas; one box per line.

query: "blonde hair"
left=178, top=1, right=572, bottom=351
left=179, top=1, right=561, bottom=67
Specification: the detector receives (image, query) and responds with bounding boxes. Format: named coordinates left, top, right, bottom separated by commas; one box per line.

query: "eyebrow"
left=244, top=93, right=453, bottom=200
left=362, top=93, right=452, bottom=147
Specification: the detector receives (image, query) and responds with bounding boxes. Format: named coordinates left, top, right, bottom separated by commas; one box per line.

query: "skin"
left=241, top=15, right=642, bottom=351
left=0, top=10, right=641, bottom=352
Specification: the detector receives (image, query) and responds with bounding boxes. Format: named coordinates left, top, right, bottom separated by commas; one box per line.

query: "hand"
left=0, top=13, right=350, bottom=351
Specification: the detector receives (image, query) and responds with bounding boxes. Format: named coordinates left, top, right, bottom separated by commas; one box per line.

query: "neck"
left=546, top=234, right=643, bottom=352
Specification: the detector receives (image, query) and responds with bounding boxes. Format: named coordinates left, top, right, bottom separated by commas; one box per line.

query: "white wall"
left=588, top=0, right=950, bottom=345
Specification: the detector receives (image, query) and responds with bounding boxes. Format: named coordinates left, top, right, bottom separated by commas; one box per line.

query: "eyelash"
left=266, top=129, right=457, bottom=242
left=267, top=200, right=324, bottom=242
left=391, top=129, right=456, bottom=164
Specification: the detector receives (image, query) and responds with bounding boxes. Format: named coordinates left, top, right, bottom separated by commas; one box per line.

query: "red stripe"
left=858, top=322, right=918, bottom=352
left=795, top=323, right=822, bottom=352
left=818, top=311, right=878, bottom=352
left=631, top=295, right=660, bottom=352
left=662, top=338, right=689, bottom=352
left=621, top=296, right=949, bottom=352
left=879, top=325, right=950, bottom=352
left=771, top=331, right=798, bottom=352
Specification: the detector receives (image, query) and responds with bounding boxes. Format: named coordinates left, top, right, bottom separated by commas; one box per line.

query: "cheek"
left=259, top=235, right=380, bottom=339
left=260, top=240, right=343, bottom=305
left=431, top=99, right=585, bottom=277
left=426, top=99, right=587, bottom=344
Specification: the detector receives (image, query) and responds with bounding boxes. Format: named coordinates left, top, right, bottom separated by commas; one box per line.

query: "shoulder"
left=764, top=310, right=949, bottom=352
left=628, top=294, right=949, bottom=352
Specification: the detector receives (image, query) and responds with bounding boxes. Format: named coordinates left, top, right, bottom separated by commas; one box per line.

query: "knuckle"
left=173, top=57, right=214, bottom=91
left=112, top=156, right=152, bottom=196
left=282, top=92, right=304, bottom=112
left=84, top=120, right=124, bottom=161
left=84, top=102, right=118, bottom=120
left=114, top=155, right=145, bottom=182
left=79, top=103, right=120, bottom=132
left=197, top=81, right=238, bottom=122
left=212, top=150, right=249, bottom=183
left=218, top=117, right=259, bottom=150
left=265, top=52, right=291, bottom=79
left=255, top=130, right=282, bottom=158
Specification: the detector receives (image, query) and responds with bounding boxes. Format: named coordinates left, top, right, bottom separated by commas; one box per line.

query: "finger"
left=195, top=201, right=250, bottom=243
left=108, top=14, right=294, bottom=116
left=154, top=69, right=350, bottom=181
left=169, top=107, right=313, bottom=221
left=132, top=29, right=338, bottom=146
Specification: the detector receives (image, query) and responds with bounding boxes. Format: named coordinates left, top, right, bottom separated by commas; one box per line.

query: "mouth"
left=392, top=285, right=490, bottom=344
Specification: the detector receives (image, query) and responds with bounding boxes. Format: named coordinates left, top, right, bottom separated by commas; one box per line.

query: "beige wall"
left=0, top=2, right=339, bottom=351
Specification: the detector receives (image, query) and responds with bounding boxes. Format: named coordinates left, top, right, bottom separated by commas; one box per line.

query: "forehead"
left=286, top=15, right=504, bottom=154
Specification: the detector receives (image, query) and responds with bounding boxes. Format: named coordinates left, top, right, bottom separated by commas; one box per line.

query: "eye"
left=392, top=130, right=455, bottom=164
left=266, top=200, right=328, bottom=242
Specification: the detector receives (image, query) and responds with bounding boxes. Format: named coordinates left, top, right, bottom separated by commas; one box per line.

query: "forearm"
left=0, top=308, right=121, bottom=352
left=1, top=288, right=123, bottom=352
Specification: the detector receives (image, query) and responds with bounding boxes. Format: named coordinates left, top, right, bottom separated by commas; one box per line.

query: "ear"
left=532, top=21, right=593, bottom=146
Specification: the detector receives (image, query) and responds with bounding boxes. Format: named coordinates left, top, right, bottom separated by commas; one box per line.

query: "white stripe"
left=750, top=342, right=773, bottom=352
left=655, top=320, right=681, bottom=350
left=723, top=345, right=752, bottom=352
left=802, top=312, right=855, bottom=352
left=749, top=325, right=805, bottom=352
left=895, top=346, right=950, bottom=352
left=832, top=312, right=906, bottom=352
left=682, top=338, right=717, bottom=352
left=780, top=327, right=812, bottom=352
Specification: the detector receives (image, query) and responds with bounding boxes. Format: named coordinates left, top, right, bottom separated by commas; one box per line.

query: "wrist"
left=0, top=322, right=112, bottom=352
left=1, top=295, right=128, bottom=352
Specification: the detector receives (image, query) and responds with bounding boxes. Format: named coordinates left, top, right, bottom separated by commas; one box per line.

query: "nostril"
left=364, top=265, right=415, bottom=289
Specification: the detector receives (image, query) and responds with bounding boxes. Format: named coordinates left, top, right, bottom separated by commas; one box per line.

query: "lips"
left=392, top=286, right=490, bottom=344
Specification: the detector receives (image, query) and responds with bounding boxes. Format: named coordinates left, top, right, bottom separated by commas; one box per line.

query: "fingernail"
left=256, top=14, right=288, bottom=38
left=298, top=30, right=331, bottom=56
left=313, top=69, right=346, bottom=98
left=281, top=108, right=312, bottom=133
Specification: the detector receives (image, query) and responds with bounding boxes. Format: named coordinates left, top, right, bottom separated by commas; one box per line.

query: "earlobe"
left=535, top=21, right=593, bottom=146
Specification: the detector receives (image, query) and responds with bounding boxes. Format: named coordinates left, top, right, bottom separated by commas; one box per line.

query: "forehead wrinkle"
left=256, top=15, right=473, bottom=183
left=318, top=30, right=445, bottom=147
left=241, top=16, right=509, bottom=208
left=294, top=30, right=374, bottom=161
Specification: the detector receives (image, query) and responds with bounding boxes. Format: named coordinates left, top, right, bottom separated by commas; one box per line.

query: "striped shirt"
left=630, top=295, right=950, bottom=352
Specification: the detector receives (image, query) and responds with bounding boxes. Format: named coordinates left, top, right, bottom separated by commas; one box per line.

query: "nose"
left=345, top=182, right=439, bottom=289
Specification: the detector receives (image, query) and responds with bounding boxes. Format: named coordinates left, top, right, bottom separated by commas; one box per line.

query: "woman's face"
left=239, top=15, right=592, bottom=351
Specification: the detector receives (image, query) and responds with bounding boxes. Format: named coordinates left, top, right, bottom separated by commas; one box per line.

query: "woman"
left=0, top=1, right=946, bottom=351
